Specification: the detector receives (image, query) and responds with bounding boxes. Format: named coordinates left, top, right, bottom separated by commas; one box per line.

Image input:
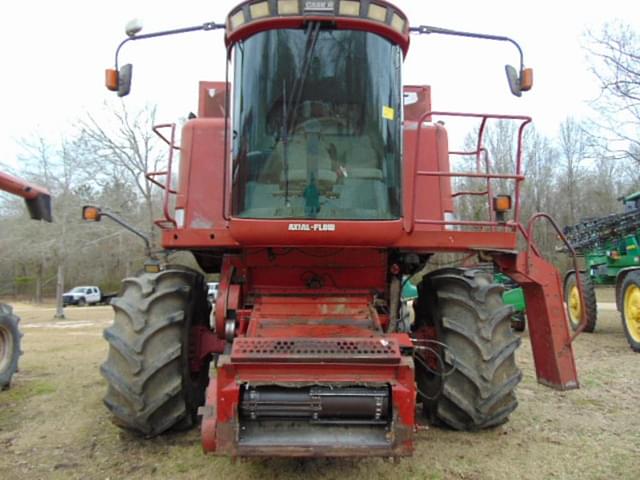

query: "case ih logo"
left=304, top=1, right=335, bottom=12
left=288, top=223, right=336, bottom=232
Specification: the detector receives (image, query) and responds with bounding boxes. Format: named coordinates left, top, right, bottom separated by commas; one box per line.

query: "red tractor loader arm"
left=0, top=171, right=52, bottom=223
left=1, top=170, right=51, bottom=389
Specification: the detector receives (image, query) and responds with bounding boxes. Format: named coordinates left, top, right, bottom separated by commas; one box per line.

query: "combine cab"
left=0, top=172, right=51, bottom=389
left=93, top=0, right=581, bottom=457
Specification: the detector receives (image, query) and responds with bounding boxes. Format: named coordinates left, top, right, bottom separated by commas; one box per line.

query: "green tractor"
left=563, top=191, right=640, bottom=352
left=494, top=272, right=526, bottom=332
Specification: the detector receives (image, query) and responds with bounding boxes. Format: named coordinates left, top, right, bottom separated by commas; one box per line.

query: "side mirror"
left=117, top=64, right=133, bottom=97
left=104, top=64, right=133, bottom=97
left=82, top=205, right=102, bottom=222
left=505, top=65, right=534, bottom=97
left=104, top=19, right=141, bottom=96
left=505, top=65, right=522, bottom=97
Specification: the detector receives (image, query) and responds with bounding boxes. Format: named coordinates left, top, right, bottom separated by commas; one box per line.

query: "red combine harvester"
left=92, top=0, right=584, bottom=457
left=0, top=172, right=51, bottom=389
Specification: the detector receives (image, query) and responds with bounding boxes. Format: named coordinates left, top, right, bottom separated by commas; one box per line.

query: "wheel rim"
left=624, top=284, right=640, bottom=343
left=0, top=325, right=14, bottom=373
left=568, top=285, right=582, bottom=325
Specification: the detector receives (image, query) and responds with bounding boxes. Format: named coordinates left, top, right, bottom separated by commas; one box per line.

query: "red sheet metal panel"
left=495, top=252, right=579, bottom=390
left=246, top=290, right=385, bottom=337
left=173, top=118, right=228, bottom=238
left=403, top=123, right=451, bottom=233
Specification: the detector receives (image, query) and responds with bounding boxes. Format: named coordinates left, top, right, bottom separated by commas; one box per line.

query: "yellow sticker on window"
left=382, top=106, right=395, bottom=120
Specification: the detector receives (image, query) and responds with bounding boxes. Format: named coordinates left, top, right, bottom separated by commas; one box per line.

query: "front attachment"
left=201, top=336, right=416, bottom=457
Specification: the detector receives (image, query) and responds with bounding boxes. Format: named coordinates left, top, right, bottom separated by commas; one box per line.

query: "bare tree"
left=584, top=22, right=640, bottom=164
left=557, top=117, right=590, bottom=225
left=10, top=133, right=111, bottom=316
left=1, top=102, right=164, bottom=308
left=78, top=102, right=166, bottom=243
left=521, top=126, right=558, bottom=217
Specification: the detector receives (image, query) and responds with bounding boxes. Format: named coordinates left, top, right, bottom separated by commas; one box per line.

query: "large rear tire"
left=621, top=271, right=640, bottom=352
left=101, top=266, right=211, bottom=436
left=0, top=304, right=22, bottom=390
left=564, top=272, right=597, bottom=333
left=413, top=268, right=522, bottom=430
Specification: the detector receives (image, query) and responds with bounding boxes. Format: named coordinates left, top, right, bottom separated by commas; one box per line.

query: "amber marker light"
left=82, top=206, right=102, bottom=222
left=520, top=68, right=534, bottom=92
left=105, top=69, right=119, bottom=91
left=493, top=195, right=512, bottom=213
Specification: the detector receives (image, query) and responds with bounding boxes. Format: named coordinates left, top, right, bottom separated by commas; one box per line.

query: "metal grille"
left=231, top=338, right=400, bottom=364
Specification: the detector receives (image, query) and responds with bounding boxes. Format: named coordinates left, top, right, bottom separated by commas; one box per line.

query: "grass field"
left=1, top=289, right=638, bottom=480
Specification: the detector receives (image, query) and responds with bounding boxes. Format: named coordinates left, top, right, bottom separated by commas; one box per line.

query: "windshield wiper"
left=287, top=21, right=321, bottom=134
left=281, top=21, right=321, bottom=208
left=282, top=80, right=290, bottom=206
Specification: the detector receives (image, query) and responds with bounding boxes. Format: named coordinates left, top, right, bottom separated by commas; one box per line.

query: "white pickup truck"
left=62, top=286, right=115, bottom=306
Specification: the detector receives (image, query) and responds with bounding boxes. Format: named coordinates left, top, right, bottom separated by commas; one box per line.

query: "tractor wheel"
left=564, top=272, right=597, bottom=333
left=413, top=268, right=522, bottom=430
left=101, top=266, right=211, bottom=436
left=0, top=304, right=22, bottom=390
left=621, top=271, right=640, bottom=352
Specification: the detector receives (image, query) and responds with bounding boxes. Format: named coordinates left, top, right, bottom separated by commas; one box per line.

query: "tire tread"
left=101, top=268, right=208, bottom=437
left=418, top=268, right=522, bottom=430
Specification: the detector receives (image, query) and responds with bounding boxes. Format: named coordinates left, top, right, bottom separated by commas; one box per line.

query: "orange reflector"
left=105, top=68, right=119, bottom=91
left=82, top=206, right=101, bottom=222
left=520, top=68, right=533, bottom=92
left=493, top=195, right=512, bottom=213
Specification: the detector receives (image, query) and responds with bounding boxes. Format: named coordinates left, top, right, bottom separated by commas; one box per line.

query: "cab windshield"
left=231, top=26, right=402, bottom=220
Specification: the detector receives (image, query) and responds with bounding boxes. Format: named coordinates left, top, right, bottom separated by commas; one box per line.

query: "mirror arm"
left=410, top=25, right=525, bottom=74
left=114, top=22, right=226, bottom=70
left=98, top=210, right=153, bottom=257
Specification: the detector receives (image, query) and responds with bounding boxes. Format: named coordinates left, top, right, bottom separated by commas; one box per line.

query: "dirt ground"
left=1, top=289, right=639, bottom=480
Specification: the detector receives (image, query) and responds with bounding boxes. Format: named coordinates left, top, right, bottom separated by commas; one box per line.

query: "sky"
left=0, top=0, right=637, bottom=170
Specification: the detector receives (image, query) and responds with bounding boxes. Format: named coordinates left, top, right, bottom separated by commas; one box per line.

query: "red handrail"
left=147, top=123, right=179, bottom=228
left=412, top=110, right=531, bottom=232
left=449, top=148, right=491, bottom=199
